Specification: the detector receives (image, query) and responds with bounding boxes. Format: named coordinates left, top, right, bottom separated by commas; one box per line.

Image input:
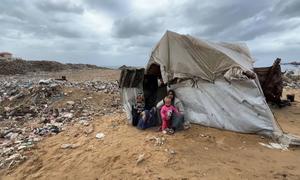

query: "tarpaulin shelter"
left=120, top=31, right=300, bottom=145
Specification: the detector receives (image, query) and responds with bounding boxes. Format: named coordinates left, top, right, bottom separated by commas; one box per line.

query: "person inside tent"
left=132, top=93, right=157, bottom=130
left=131, top=93, right=145, bottom=126
left=157, top=89, right=187, bottom=131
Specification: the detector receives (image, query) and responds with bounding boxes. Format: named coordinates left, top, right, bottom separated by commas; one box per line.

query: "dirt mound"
left=0, top=60, right=105, bottom=75
left=0, top=77, right=120, bottom=169
left=2, top=113, right=300, bottom=180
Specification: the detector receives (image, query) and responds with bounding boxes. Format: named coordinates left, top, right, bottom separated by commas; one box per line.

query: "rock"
left=5, top=132, right=19, bottom=140
left=96, top=133, right=105, bottom=140
left=62, top=112, right=74, bottom=119
left=84, top=127, right=94, bottom=135
left=79, top=120, right=89, bottom=126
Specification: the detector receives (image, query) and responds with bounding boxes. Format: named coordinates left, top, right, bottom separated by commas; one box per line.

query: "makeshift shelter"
left=254, top=58, right=284, bottom=106
left=120, top=31, right=300, bottom=145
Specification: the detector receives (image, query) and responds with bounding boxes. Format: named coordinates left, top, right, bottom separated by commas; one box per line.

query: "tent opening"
left=144, top=64, right=167, bottom=109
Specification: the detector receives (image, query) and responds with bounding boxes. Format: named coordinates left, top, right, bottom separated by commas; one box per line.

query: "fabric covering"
left=144, top=30, right=282, bottom=137
left=146, top=31, right=254, bottom=83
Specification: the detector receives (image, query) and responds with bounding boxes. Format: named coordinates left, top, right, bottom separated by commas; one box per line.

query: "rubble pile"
left=0, top=78, right=121, bottom=169
left=0, top=60, right=105, bottom=75
left=283, top=73, right=300, bottom=89
left=283, top=81, right=300, bottom=89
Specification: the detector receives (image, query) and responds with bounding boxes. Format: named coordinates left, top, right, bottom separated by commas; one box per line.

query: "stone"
left=62, top=112, right=74, bottom=119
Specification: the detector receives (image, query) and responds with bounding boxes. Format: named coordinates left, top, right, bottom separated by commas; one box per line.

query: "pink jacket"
left=160, top=105, right=179, bottom=120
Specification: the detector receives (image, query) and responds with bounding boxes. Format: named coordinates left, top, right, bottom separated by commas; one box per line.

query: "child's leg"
left=161, top=117, right=168, bottom=130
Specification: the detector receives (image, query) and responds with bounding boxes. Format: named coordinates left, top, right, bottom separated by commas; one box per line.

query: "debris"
left=84, top=127, right=94, bottom=135
left=136, top=154, right=145, bottom=165
left=67, top=101, right=75, bottom=106
left=164, top=149, right=176, bottom=155
left=146, top=136, right=165, bottom=146
left=259, top=142, right=289, bottom=151
left=60, top=144, right=80, bottom=149
left=96, top=133, right=105, bottom=140
left=0, top=74, right=121, bottom=169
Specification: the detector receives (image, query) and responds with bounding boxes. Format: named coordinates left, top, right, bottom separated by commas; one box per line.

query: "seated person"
left=137, top=107, right=157, bottom=130
left=132, top=93, right=157, bottom=130
left=132, top=93, right=145, bottom=126
left=157, top=90, right=187, bottom=131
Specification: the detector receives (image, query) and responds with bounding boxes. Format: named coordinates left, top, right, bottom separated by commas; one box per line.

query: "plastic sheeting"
left=171, top=78, right=281, bottom=136
left=121, top=88, right=142, bottom=123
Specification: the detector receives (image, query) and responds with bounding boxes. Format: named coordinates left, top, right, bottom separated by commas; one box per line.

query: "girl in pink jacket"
left=160, top=96, right=179, bottom=134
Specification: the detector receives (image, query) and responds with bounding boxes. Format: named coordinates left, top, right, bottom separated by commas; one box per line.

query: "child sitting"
left=160, top=96, right=179, bottom=134
left=132, top=93, right=145, bottom=126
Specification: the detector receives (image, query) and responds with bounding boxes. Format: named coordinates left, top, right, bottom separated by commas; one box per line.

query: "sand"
left=1, top=70, right=300, bottom=180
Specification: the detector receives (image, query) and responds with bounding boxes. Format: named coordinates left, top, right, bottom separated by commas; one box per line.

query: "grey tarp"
left=145, top=31, right=283, bottom=137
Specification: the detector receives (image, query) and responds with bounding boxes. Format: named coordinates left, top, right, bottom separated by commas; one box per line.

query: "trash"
left=67, top=101, right=75, bottom=106
left=136, top=154, right=145, bottom=165
left=0, top=75, right=121, bottom=169
left=146, top=136, right=165, bottom=146
left=259, top=142, right=289, bottom=151
left=84, top=127, right=94, bottom=135
left=62, top=112, right=74, bottom=119
left=164, top=149, right=176, bottom=155
left=286, top=94, right=295, bottom=102
left=169, top=149, right=176, bottom=154
left=79, top=120, right=90, bottom=126
left=60, top=144, right=80, bottom=149
left=96, top=133, right=105, bottom=140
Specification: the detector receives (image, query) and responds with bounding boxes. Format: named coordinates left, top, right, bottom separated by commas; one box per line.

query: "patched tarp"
left=142, top=31, right=282, bottom=137
left=119, top=68, right=144, bottom=88
left=146, top=31, right=254, bottom=83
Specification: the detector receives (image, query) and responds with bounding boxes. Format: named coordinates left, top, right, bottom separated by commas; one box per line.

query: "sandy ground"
left=1, top=69, right=300, bottom=180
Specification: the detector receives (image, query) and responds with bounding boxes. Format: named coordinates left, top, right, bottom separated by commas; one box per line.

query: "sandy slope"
left=2, top=102, right=300, bottom=179
left=1, top=70, right=300, bottom=180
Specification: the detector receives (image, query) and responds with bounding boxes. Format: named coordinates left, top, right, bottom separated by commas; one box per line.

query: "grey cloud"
left=1, top=0, right=300, bottom=67
left=277, top=0, right=300, bottom=18
left=0, top=0, right=85, bottom=39
left=36, top=0, right=84, bottom=14
left=112, top=15, right=163, bottom=38
left=85, top=0, right=131, bottom=16
left=182, top=0, right=276, bottom=40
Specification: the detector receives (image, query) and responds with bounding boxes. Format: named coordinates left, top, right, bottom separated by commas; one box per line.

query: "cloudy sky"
left=1, top=0, right=300, bottom=67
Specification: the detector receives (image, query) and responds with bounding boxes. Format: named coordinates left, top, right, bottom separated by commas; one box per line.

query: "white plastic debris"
left=60, top=144, right=80, bottom=149
left=66, top=101, right=75, bottom=106
left=259, top=142, right=289, bottom=151
left=136, top=153, right=145, bottom=165
left=96, top=133, right=105, bottom=140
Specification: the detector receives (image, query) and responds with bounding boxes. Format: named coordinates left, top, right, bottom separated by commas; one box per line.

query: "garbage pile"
left=0, top=78, right=121, bottom=169
left=283, top=72, right=300, bottom=89
left=283, top=81, right=300, bottom=89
